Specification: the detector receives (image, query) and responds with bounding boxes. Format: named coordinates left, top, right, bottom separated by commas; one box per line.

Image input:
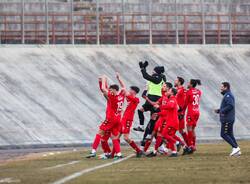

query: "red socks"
left=92, top=134, right=101, bottom=150
left=112, top=139, right=121, bottom=154
left=101, top=140, right=111, bottom=153
left=173, top=135, right=185, bottom=146
left=144, top=140, right=151, bottom=152
left=164, top=134, right=176, bottom=152
left=155, top=136, right=163, bottom=151
left=181, top=132, right=189, bottom=145
left=187, top=130, right=194, bottom=147
left=193, top=134, right=196, bottom=148
left=129, top=141, right=141, bottom=153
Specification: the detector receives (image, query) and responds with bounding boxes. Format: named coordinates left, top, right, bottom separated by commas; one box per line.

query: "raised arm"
left=116, top=72, right=126, bottom=89
left=101, top=75, right=109, bottom=97
left=141, top=68, right=162, bottom=84
left=116, top=72, right=127, bottom=95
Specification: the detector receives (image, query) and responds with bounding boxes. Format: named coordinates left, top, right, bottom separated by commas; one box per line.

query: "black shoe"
left=133, top=126, right=144, bottom=132
left=146, top=151, right=157, bottom=157
left=136, top=151, right=144, bottom=158
left=182, top=147, right=191, bottom=155
left=86, top=152, right=96, bottom=158
left=176, top=142, right=182, bottom=152
left=169, top=153, right=178, bottom=157
left=188, top=147, right=195, bottom=154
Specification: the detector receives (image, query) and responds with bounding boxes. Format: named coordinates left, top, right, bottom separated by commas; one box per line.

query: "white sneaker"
left=230, top=147, right=241, bottom=156
left=233, top=151, right=242, bottom=157
left=158, top=145, right=168, bottom=154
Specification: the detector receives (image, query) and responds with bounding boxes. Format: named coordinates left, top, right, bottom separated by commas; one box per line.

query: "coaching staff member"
left=214, top=82, right=241, bottom=156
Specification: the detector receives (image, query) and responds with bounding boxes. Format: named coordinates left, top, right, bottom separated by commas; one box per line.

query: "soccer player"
left=142, top=82, right=172, bottom=153
left=86, top=77, right=110, bottom=158
left=147, top=87, right=180, bottom=157
left=183, top=79, right=202, bottom=154
left=86, top=75, right=125, bottom=159
left=118, top=82, right=142, bottom=156
left=174, top=77, right=188, bottom=145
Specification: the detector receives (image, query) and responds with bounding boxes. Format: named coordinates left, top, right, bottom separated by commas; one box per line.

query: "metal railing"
left=0, top=0, right=250, bottom=44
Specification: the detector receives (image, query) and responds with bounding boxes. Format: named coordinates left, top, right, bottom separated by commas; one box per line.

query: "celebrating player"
left=183, top=79, right=202, bottom=154
left=142, top=82, right=172, bottom=153
left=147, top=87, right=180, bottom=157
left=86, top=75, right=125, bottom=159
left=174, top=77, right=188, bottom=145
left=116, top=73, right=143, bottom=157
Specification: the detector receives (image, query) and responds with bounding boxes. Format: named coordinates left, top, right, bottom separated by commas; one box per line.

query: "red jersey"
left=123, top=95, right=140, bottom=120
left=116, top=91, right=126, bottom=116
left=158, top=93, right=169, bottom=117
left=105, top=91, right=125, bottom=120
left=176, top=86, right=186, bottom=111
left=185, top=87, right=202, bottom=115
left=162, top=96, right=179, bottom=130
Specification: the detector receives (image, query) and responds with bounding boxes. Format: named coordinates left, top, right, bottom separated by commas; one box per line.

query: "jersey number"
left=192, top=94, right=200, bottom=105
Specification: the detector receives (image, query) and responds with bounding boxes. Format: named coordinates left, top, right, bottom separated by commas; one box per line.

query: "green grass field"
left=0, top=141, right=250, bottom=184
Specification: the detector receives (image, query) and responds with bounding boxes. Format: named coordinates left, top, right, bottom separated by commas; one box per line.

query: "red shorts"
left=121, top=117, right=133, bottom=134
left=178, top=113, right=185, bottom=130
left=154, top=117, right=167, bottom=134
left=179, top=118, right=185, bottom=130
left=103, top=130, right=111, bottom=141
left=99, top=115, right=121, bottom=136
left=186, top=113, right=200, bottom=127
left=162, top=126, right=177, bottom=137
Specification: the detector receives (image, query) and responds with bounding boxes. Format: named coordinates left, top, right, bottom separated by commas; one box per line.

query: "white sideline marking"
left=43, top=161, right=81, bottom=170
left=0, top=178, right=20, bottom=183
left=51, top=154, right=134, bottom=184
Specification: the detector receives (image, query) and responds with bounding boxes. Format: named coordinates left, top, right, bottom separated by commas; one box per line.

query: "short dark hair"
left=190, top=79, right=201, bottom=88
left=171, top=88, right=178, bottom=96
left=222, top=82, right=230, bottom=90
left=165, top=82, right=173, bottom=89
left=130, top=86, right=140, bottom=94
left=177, top=76, right=185, bottom=85
left=109, top=84, right=119, bottom=91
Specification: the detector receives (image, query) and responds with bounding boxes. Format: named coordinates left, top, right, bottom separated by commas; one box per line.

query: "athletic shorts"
left=103, top=130, right=111, bottom=141
left=154, top=117, right=167, bottom=134
left=121, top=117, right=133, bottom=134
left=186, top=113, right=200, bottom=127
left=162, top=126, right=177, bottom=137
left=177, top=110, right=186, bottom=130
left=99, top=115, right=121, bottom=136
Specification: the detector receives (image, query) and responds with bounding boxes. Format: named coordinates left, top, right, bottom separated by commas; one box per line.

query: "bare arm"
left=101, top=75, right=109, bottom=97
left=116, top=72, right=127, bottom=95
left=98, top=77, right=108, bottom=100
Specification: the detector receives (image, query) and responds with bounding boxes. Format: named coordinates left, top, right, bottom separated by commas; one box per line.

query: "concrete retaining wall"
left=0, top=45, right=249, bottom=147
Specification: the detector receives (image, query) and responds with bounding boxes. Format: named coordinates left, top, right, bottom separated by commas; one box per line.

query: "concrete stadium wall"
left=0, top=45, right=250, bottom=147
